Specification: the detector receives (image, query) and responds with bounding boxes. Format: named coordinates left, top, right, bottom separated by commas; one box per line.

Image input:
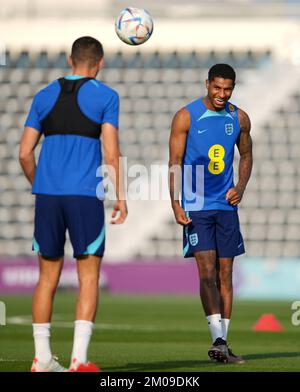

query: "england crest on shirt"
left=225, top=123, right=234, bottom=135
left=189, top=233, right=198, bottom=246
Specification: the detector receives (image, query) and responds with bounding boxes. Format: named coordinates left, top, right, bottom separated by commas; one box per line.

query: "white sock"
left=221, top=318, right=230, bottom=341
left=71, top=320, right=94, bottom=364
left=33, top=323, right=52, bottom=364
left=206, top=314, right=223, bottom=343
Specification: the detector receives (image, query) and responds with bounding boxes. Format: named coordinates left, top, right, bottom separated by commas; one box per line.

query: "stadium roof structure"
left=3, top=0, right=300, bottom=19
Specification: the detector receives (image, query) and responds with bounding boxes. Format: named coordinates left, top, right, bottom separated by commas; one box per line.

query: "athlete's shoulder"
left=185, top=97, right=203, bottom=111
left=225, top=101, right=239, bottom=117
left=185, top=98, right=206, bottom=121
left=87, top=79, right=119, bottom=99
left=33, top=80, right=60, bottom=101
left=30, top=80, right=60, bottom=112
left=172, top=107, right=190, bottom=132
left=237, top=107, right=251, bottom=132
left=173, top=107, right=190, bottom=120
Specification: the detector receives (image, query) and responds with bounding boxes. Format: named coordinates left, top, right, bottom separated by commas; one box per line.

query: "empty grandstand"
left=1, top=1, right=300, bottom=297
left=1, top=45, right=300, bottom=259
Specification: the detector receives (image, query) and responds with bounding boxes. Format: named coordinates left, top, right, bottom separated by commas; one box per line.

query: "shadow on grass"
left=106, top=359, right=223, bottom=372
left=106, top=352, right=300, bottom=372
left=243, top=352, right=300, bottom=360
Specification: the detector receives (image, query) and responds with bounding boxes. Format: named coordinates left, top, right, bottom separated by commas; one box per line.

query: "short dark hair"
left=71, top=36, right=104, bottom=67
left=208, top=64, right=236, bottom=83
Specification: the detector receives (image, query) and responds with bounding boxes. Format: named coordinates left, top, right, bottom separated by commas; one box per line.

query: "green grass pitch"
left=0, top=292, right=299, bottom=372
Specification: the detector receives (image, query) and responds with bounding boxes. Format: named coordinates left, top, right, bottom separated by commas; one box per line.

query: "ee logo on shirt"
left=208, top=144, right=225, bottom=175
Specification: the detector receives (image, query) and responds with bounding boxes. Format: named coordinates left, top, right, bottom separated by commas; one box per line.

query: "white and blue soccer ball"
left=115, top=7, right=154, bottom=46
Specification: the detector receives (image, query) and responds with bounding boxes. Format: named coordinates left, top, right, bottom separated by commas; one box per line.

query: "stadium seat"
left=258, top=175, right=277, bottom=192
left=35, top=51, right=51, bottom=68
left=287, top=209, right=300, bottom=224
left=282, top=241, right=300, bottom=257
left=268, top=209, right=286, bottom=225
left=266, top=225, right=285, bottom=241
left=248, top=209, right=268, bottom=224
left=245, top=241, right=265, bottom=256
left=285, top=225, right=300, bottom=241
left=143, top=69, right=161, bottom=83
left=264, top=241, right=283, bottom=257
left=15, top=51, right=30, bottom=68
left=247, top=224, right=267, bottom=241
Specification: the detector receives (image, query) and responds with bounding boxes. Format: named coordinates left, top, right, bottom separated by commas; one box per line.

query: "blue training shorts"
left=183, top=210, right=245, bottom=258
left=33, top=195, right=105, bottom=258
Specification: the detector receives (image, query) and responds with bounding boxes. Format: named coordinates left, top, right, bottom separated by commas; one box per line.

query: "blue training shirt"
left=182, top=98, right=240, bottom=211
left=25, top=75, right=119, bottom=198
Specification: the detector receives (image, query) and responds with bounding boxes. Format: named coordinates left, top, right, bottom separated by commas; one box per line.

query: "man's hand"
left=172, top=203, right=192, bottom=226
left=226, top=186, right=244, bottom=206
left=110, top=200, right=128, bottom=224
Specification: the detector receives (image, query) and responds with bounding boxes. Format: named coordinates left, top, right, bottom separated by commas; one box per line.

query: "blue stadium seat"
left=53, top=51, right=68, bottom=68
left=15, top=52, right=30, bottom=68
left=35, top=51, right=50, bottom=68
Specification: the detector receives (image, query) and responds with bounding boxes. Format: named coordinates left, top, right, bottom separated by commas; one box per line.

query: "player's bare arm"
left=101, top=122, right=128, bottom=224
left=168, top=108, right=192, bottom=226
left=19, top=127, right=42, bottom=185
left=226, top=108, right=253, bottom=206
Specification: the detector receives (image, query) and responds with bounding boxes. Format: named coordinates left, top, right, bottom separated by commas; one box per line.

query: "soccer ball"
left=115, top=7, right=154, bottom=46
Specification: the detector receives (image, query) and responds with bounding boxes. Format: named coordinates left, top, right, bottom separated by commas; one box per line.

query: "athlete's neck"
left=202, top=96, right=225, bottom=112
left=71, top=68, right=99, bottom=79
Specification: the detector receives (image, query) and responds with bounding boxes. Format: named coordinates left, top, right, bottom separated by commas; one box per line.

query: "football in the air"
left=115, top=7, right=154, bottom=46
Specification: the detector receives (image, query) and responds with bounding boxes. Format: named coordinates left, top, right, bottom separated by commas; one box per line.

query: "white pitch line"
left=7, top=315, right=198, bottom=333
left=0, top=359, right=29, bottom=362
left=7, top=316, right=159, bottom=331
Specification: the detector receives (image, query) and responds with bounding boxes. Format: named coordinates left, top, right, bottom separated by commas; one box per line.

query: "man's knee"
left=199, top=263, right=217, bottom=279
left=38, top=274, right=60, bottom=291
left=196, top=256, right=217, bottom=278
left=195, top=252, right=217, bottom=277
left=76, top=255, right=101, bottom=289
left=200, top=276, right=217, bottom=289
left=78, top=274, right=99, bottom=289
left=219, top=268, right=233, bottom=290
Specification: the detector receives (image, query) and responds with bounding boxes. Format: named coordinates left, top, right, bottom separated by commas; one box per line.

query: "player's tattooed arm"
left=226, top=108, right=253, bottom=205
left=168, top=108, right=192, bottom=225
